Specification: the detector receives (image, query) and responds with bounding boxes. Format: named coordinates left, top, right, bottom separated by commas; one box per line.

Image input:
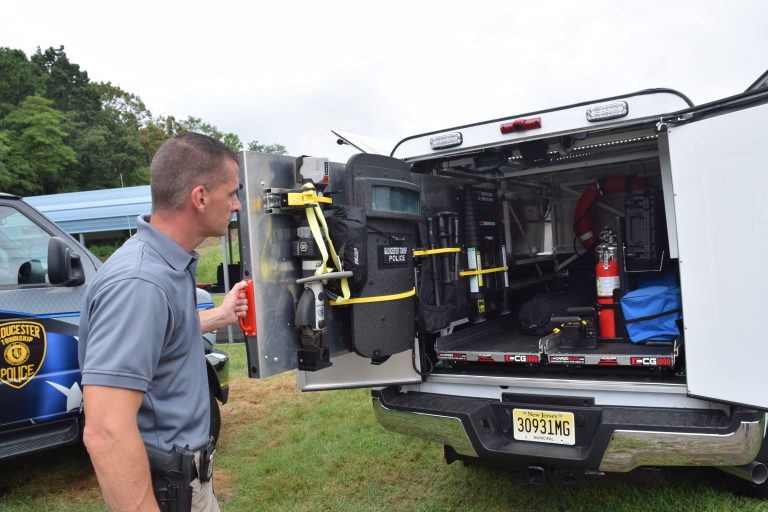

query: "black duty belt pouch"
left=146, top=443, right=195, bottom=512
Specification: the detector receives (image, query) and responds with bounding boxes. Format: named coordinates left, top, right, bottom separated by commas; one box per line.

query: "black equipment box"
left=624, top=190, right=663, bottom=271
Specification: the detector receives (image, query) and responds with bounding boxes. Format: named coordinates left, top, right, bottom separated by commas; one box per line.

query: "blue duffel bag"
left=621, top=286, right=682, bottom=343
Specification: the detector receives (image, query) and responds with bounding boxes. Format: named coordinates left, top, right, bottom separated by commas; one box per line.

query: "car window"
left=0, top=205, right=52, bottom=286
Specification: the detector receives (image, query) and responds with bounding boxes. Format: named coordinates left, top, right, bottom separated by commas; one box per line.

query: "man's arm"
left=82, top=385, right=158, bottom=512
left=199, top=280, right=248, bottom=333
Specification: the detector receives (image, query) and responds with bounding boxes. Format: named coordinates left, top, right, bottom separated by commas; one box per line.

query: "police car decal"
left=0, top=321, right=46, bottom=389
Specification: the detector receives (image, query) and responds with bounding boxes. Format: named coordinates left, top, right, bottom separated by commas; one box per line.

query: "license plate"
left=512, top=408, right=575, bottom=445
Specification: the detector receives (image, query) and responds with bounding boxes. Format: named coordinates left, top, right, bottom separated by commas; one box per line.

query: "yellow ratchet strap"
left=288, top=189, right=333, bottom=206
left=459, top=266, right=509, bottom=277
left=331, top=287, right=416, bottom=306
left=302, top=184, right=351, bottom=300
left=413, top=247, right=461, bottom=257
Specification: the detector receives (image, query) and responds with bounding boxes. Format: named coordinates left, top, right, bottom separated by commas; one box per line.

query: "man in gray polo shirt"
left=79, top=132, right=246, bottom=512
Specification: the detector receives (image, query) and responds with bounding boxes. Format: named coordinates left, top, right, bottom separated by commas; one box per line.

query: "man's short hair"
left=151, top=132, right=240, bottom=212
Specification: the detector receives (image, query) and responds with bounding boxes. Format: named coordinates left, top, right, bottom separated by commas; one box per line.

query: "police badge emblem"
left=0, top=321, right=46, bottom=389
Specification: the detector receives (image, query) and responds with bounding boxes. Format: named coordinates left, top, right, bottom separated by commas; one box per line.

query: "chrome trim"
left=372, top=398, right=477, bottom=458
left=426, top=373, right=689, bottom=395
left=599, top=416, right=765, bottom=473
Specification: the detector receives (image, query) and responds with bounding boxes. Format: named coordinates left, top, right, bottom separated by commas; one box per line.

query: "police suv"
left=0, top=193, right=229, bottom=459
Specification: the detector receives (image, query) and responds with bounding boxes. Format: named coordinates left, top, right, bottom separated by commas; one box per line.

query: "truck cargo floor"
left=434, top=315, right=680, bottom=368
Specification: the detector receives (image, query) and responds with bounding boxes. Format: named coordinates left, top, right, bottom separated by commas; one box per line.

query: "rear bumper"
left=371, top=388, right=765, bottom=472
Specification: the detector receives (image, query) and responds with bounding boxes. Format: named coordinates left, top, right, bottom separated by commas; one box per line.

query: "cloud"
left=2, top=0, right=766, bottom=163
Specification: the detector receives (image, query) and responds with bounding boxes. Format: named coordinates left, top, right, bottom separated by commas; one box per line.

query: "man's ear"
left=190, top=185, right=207, bottom=211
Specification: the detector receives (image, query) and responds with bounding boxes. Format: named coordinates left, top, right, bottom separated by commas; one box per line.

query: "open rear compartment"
left=411, top=122, right=685, bottom=383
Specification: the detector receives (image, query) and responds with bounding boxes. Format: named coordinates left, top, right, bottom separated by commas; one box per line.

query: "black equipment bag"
left=415, top=222, right=466, bottom=332
left=518, top=290, right=593, bottom=336
left=325, top=205, right=368, bottom=296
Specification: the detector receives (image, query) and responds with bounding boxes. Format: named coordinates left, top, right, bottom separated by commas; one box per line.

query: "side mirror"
left=48, top=237, right=85, bottom=286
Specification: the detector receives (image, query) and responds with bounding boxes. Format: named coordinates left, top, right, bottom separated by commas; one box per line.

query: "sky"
left=2, top=0, right=766, bottom=162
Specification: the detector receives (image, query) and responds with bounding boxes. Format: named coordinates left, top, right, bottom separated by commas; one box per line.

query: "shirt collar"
left=135, top=215, right=199, bottom=273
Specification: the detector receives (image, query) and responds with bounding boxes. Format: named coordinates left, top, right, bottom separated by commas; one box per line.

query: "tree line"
left=0, top=46, right=286, bottom=196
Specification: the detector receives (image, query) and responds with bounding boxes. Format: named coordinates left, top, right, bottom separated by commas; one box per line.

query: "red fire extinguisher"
left=595, top=229, right=620, bottom=339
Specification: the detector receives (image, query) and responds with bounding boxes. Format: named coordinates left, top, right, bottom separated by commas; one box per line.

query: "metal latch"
left=263, top=188, right=332, bottom=215
left=656, top=112, right=694, bottom=132
left=263, top=188, right=292, bottom=214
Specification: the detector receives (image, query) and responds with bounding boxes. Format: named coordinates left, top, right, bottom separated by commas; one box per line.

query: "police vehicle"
left=0, top=193, right=229, bottom=460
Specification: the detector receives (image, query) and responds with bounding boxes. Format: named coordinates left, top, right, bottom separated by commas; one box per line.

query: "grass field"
left=1, top=343, right=767, bottom=511
left=196, top=236, right=239, bottom=287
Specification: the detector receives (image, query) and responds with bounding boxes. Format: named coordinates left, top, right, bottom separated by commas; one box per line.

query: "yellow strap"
left=302, top=185, right=350, bottom=300
left=459, top=266, right=508, bottom=277
left=305, top=206, right=329, bottom=272
left=287, top=190, right=333, bottom=206
left=331, top=287, right=416, bottom=306
left=413, top=247, right=461, bottom=257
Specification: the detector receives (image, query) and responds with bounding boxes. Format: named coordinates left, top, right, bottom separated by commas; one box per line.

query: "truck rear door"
left=238, top=152, right=421, bottom=390
left=660, top=83, right=768, bottom=409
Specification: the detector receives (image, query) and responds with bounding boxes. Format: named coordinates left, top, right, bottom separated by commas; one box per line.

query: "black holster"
left=146, top=443, right=195, bottom=512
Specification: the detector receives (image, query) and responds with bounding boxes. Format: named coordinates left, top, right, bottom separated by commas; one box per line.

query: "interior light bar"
left=586, top=101, right=628, bottom=122
left=430, top=132, right=463, bottom=150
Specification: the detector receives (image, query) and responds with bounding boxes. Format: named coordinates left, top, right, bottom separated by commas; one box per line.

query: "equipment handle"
left=566, top=307, right=595, bottom=316
left=296, top=270, right=353, bottom=285
left=550, top=316, right=582, bottom=324
left=239, top=279, right=257, bottom=337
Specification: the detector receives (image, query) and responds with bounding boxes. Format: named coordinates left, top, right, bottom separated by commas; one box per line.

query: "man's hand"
left=199, top=280, right=249, bottom=333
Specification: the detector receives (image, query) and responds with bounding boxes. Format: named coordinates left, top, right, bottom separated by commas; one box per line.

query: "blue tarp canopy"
left=25, top=186, right=237, bottom=238
left=25, top=186, right=151, bottom=235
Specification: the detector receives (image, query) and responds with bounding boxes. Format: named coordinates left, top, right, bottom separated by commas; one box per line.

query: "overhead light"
left=586, top=101, right=628, bottom=122
left=500, top=117, right=541, bottom=134
left=430, top=132, right=463, bottom=150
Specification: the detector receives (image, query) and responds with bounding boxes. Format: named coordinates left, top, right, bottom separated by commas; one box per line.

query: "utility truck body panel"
left=239, top=77, right=768, bottom=487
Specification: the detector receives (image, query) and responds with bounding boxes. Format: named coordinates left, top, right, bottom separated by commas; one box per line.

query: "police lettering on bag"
left=378, top=245, right=409, bottom=268
left=0, top=321, right=46, bottom=389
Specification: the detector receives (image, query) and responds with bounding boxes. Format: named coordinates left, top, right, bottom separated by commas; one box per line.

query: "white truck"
left=236, top=69, right=768, bottom=492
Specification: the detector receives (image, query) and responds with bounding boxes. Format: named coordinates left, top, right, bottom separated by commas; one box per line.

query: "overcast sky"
left=2, top=1, right=766, bottom=162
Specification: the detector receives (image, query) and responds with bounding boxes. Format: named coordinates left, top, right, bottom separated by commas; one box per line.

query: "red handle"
left=239, top=279, right=257, bottom=337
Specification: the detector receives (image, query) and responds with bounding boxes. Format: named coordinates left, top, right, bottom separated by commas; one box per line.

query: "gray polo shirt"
left=79, top=215, right=209, bottom=452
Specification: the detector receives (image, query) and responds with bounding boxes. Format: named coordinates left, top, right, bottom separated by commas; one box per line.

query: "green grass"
left=83, top=235, right=238, bottom=285
left=196, top=238, right=240, bottom=286
left=2, top=343, right=767, bottom=511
